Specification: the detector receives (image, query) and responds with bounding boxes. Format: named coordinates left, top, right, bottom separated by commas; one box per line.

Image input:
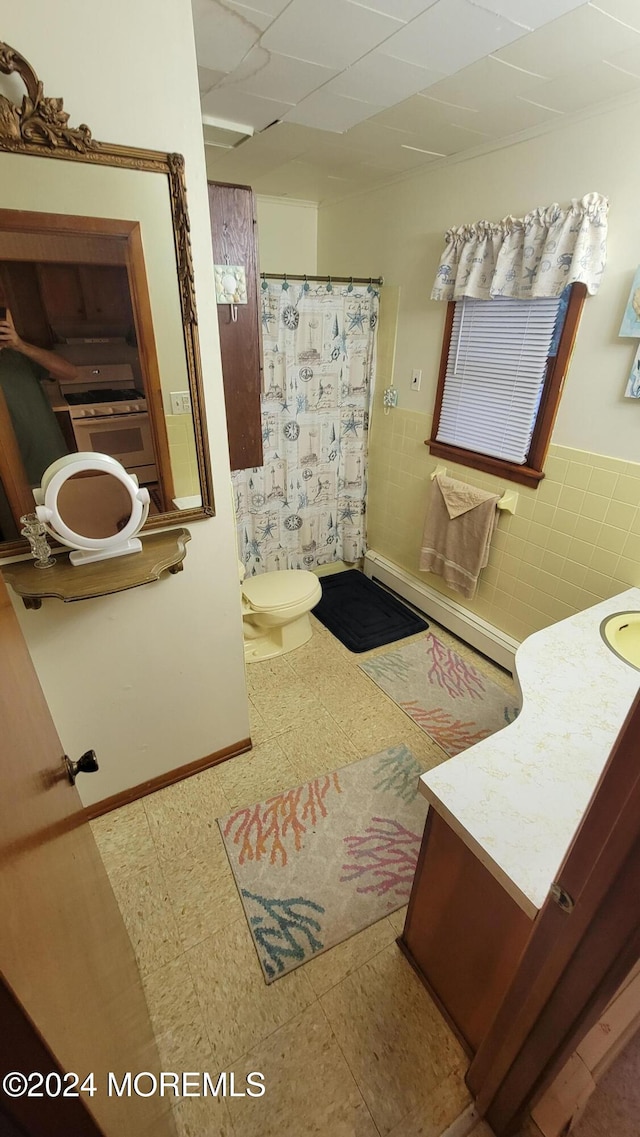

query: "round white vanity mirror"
left=34, top=453, right=150, bottom=566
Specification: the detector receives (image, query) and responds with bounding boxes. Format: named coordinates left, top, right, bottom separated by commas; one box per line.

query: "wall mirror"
left=0, top=40, right=214, bottom=554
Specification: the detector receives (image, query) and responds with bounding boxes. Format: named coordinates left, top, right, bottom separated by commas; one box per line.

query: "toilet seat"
left=242, top=568, right=319, bottom=613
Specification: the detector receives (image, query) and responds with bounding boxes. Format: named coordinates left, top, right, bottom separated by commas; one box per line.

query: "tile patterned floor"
left=92, top=615, right=517, bottom=1137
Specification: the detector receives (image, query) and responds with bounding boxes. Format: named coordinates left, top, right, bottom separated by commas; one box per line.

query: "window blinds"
left=435, top=296, right=562, bottom=465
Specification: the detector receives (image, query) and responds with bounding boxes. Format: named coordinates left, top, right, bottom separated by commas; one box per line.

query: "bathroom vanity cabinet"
left=401, top=588, right=640, bottom=1057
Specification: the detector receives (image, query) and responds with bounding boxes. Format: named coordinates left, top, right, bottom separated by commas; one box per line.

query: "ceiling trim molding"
left=256, top=194, right=319, bottom=209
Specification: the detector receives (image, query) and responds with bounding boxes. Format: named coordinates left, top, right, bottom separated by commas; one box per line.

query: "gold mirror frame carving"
left=0, top=41, right=214, bottom=556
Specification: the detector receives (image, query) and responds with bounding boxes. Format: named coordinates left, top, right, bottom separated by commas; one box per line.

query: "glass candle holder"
left=20, top=513, right=56, bottom=568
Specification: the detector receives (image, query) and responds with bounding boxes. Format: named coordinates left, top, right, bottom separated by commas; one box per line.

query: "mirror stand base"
left=69, top=538, right=143, bottom=566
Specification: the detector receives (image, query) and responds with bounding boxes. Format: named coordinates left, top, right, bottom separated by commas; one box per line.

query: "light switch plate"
left=170, top=390, right=192, bottom=415
left=411, top=369, right=422, bottom=391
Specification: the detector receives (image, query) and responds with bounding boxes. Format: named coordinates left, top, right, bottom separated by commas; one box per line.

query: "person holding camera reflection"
left=0, top=307, right=78, bottom=486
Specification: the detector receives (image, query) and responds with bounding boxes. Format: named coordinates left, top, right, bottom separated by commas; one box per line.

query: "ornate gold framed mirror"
left=0, top=40, right=214, bottom=555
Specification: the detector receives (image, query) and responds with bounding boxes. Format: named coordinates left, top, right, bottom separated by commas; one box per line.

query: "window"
left=428, top=283, right=586, bottom=487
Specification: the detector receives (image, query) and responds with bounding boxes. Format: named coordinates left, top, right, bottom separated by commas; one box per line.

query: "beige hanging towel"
left=419, top=473, right=500, bottom=598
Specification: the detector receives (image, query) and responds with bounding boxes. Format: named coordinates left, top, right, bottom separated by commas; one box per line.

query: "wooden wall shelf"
left=1, top=527, right=191, bottom=609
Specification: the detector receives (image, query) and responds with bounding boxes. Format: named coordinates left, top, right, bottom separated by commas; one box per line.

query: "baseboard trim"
left=81, top=737, right=253, bottom=821
left=363, top=550, right=519, bottom=672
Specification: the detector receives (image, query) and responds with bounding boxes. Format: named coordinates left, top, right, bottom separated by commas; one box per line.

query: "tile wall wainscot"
left=165, top=413, right=200, bottom=500
left=367, top=400, right=640, bottom=643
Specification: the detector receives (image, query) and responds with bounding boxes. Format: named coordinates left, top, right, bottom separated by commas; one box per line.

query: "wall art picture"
left=625, top=344, right=640, bottom=399
left=619, top=266, right=640, bottom=337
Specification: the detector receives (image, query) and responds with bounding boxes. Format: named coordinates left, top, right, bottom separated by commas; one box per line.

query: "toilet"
left=240, top=563, right=322, bottom=663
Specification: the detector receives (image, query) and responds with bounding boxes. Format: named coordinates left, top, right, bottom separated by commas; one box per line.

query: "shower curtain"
left=232, top=279, right=379, bottom=575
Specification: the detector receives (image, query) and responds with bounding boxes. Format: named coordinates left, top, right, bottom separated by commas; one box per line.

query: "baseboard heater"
left=363, top=550, right=519, bottom=673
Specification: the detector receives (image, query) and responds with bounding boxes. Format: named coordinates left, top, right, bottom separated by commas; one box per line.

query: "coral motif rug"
left=360, top=633, right=520, bottom=756
left=218, top=745, right=428, bottom=983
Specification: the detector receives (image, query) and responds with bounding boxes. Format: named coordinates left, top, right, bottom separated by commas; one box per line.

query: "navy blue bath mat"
left=313, top=570, right=428, bottom=653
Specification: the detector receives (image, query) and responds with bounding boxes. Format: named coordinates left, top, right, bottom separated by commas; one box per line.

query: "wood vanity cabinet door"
left=207, top=181, right=264, bottom=472
left=401, top=809, right=534, bottom=1054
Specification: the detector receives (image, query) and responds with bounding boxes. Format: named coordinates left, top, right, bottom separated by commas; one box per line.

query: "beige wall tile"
left=187, top=920, right=315, bottom=1067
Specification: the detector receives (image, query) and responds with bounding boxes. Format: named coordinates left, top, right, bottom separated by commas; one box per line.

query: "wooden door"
left=79, top=266, right=134, bottom=325
left=208, top=181, right=264, bottom=472
left=0, top=573, right=176, bottom=1137
left=468, top=691, right=640, bottom=1136
left=36, top=263, right=86, bottom=323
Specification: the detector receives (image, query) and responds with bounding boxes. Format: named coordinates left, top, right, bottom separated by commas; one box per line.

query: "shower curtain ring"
left=347, top=276, right=353, bottom=292
left=282, top=272, right=289, bottom=292
left=327, top=275, right=333, bottom=293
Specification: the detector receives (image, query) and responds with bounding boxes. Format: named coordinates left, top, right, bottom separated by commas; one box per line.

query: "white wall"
left=317, top=95, right=640, bottom=462
left=256, top=196, right=318, bottom=276
left=1, top=0, right=250, bottom=806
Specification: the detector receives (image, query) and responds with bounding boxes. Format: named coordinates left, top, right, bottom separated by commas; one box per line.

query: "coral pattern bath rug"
left=218, top=745, right=428, bottom=983
left=360, top=633, right=520, bottom=757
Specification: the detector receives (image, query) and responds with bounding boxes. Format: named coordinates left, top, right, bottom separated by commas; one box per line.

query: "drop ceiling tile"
left=284, top=89, right=384, bottom=131
left=590, top=0, right=640, bottom=33
left=340, top=119, right=415, bottom=156
left=470, top=0, right=588, bottom=29
left=254, top=121, right=345, bottom=157
left=198, top=66, right=226, bottom=94
left=192, top=0, right=263, bottom=72
left=372, top=94, right=489, bottom=145
left=201, top=86, right=293, bottom=130
left=260, top=0, right=402, bottom=70
left=222, top=0, right=274, bottom=30
left=604, top=43, right=640, bottom=75
left=378, top=0, right=529, bottom=73
left=219, top=48, right=337, bottom=102
left=422, top=54, right=548, bottom=111
left=203, top=122, right=249, bottom=147
left=495, top=3, right=640, bottom=78
left=523, top=58, right=640, bottom=112
left=326, top=51, right=444, bottom=105
left=347, top=0, right=439, bottom=19
left=470, top=95, right=564, bottom=133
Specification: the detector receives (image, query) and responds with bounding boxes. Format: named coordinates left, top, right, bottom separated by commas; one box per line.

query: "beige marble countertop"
left=419, top=588, right=640, bottom=918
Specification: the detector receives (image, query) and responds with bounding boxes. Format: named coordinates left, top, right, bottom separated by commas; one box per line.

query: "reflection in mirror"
left=56, top=471, right=133, bottom=539
left=0, top=41, right=214, bottom=556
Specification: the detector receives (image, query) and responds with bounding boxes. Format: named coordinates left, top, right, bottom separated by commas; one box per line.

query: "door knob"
left=64, top=749, right=99, bottom=784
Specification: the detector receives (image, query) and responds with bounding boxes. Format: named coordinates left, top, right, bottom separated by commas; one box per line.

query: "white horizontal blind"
left=436, top=296, right=562, bottom=465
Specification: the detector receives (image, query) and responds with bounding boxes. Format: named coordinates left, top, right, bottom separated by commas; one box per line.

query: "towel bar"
left=430, top=465, right=518, bottom=515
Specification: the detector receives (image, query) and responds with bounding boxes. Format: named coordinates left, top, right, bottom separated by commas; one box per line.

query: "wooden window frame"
left=426, top=283, right=587, bottom=488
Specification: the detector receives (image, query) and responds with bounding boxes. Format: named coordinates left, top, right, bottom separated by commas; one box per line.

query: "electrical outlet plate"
left=411, top=369, right=422, bottom=392
left=170, top=390, right=192, bottom=415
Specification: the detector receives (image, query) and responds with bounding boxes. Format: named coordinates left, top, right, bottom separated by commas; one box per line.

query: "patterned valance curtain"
left=431, top=192, right=608, bottom=302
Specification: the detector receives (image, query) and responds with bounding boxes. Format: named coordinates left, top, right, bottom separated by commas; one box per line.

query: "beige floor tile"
left=186, top=919, right=316, bottom=1067
left=244, top=654, right=295, bottom=700
left=387, top=1068, right=472, bottom=1136
left=214, top=738, right=299, bottom=810
left=227, top=1003, right=379, bottom=1137
left=110, top=858, right=183, bottom=978
left=321, top=942, right=466, bottom=1135
left=142, top=955, right=213, bottom=1072
left=469, top=1123, right=496, bottom=1137
left=249, top=672, right=324, bottom=737
left=277, top=704, right=362, bottom=781
left=248, top=697, right=274, bottom=745
left=173, top=1095, right=234, bottom=1137
left=303, top=917, right=397, bottom=997
left=143, top=766, right=231, bottom=862
left=90, top=799, right=156, bottom=877
left=162, top=833, right=244, bottom=952
left=388, top=905, right=407, bottom=937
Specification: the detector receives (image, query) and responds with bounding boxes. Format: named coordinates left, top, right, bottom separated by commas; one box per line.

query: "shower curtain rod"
left=260, top=272, right=384, bottom=285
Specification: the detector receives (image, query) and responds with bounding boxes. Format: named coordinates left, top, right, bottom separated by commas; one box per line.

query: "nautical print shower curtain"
left=232, top=279, right=379, bottom=575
